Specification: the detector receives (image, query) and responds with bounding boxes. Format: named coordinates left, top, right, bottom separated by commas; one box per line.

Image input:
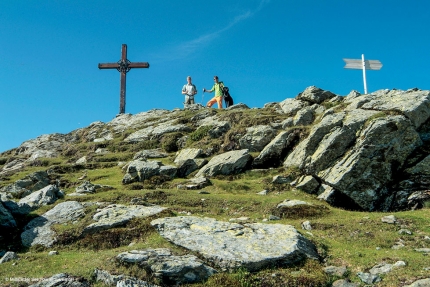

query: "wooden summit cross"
left=98, top=44, right=150, bottom=114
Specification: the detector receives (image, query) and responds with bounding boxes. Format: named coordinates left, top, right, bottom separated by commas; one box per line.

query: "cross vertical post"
left=98, top=44, right=150, bottom=114
left=119, top=44, right=127, bottom=114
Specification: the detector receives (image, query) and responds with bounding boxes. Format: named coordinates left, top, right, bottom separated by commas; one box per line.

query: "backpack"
left=222, top=86, right=234, bottom=108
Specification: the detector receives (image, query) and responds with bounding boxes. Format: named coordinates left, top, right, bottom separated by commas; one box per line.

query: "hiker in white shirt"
left=182, top=76, right=197, bottom=105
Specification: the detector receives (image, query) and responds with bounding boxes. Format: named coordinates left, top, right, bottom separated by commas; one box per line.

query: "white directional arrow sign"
left=343, top=54, right=382, bottom=94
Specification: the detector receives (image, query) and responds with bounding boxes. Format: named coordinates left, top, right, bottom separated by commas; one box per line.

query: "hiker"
left=182, top=76, right=197, bottom=105
left=203, top=76, right=224, bottom=109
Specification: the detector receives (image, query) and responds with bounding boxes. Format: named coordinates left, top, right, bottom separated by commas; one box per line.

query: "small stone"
left=357, top=272, right=381, bottom=284
left=332, top=279, right=359, bottom=287
left=0, top=251, right=19, bottom=264
left=229, top=217, right=249, bottom=222
left=257, top=190, right=268, bottom=195
left=301, top=220, right=312, bottom=230
left=323, top=265, right=347, bottom=277
left=48, top=251, right=59, bottom=256
left=381, top=215, right=397, bottom=224
left=393, top=261, right=406, bottom=268
left=398, top=229, right=412, bottom=235
left=268, top=215, right=280, bottom=221
left=415, top=248, right=430, bottom=253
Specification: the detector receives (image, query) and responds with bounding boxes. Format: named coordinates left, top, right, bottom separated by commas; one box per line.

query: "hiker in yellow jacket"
left=203, top=76, right=224, bottom=109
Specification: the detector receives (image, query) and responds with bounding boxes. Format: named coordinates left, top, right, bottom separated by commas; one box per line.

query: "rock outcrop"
left=21, top=201, right=85, bottom=247
left=151, top=216, right=319, bottom=272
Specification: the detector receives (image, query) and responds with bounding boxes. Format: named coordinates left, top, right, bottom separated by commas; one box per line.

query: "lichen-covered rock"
left=293, top=105, right=315, bottom=126
left=122, top=160, right=177, bottom=184
left=195, top=150, right=252, bottom=177
left=0, top=170, right=51, bottom=198
left=133, top=149, right=168, bottom=160
left=291, top=175, right=320, bottom=194
left=296, top=86, right=337, bottom=104
left=284, top=112, right=346, bottom=171
left=18, top=184, right=63, bottom=213
left=360, top=89, right=430, bottom=128
left=75, top=181, right=113, bottom=194
left=252, top=130, right=298, bottom=168
left=124, top=119, right=191, bottom=143
left=239, top=125, right=276, bottom=152
left=0, top=251, right=19, bottom=264
left=82, top=204, right=166, bottom=235
left=174, top=148, right=204, bottom=164
left=176, top=159, right=208, bottom=178
left=404, top=278, right=430, bottom=287
left=28, top=273, right=90, bottom=287
left=117, top=248, right=217, bottom=284
left=21, top=201, right=85, bottom=247
left=320, top=115, right=422, bottom=211
left=279, top=98, right=310, bottom=116
left=151, top=216, right=319, bottom=272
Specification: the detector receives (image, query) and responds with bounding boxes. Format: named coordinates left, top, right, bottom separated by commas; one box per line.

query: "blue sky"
left=1, top=0, right=429, bottom=153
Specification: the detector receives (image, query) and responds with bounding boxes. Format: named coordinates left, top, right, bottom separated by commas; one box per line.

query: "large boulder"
left=93, top=269, right=159, bottom=287
left=360, top=89, right=430, bottom=128
left=284, top=112, right=346, bottom=171
left=151, top=216, right=319, bottom=272
left=0, top=202, right=16, bottom=228
left=195, top=150, right=252, bottom=177
left=0, top=251, right=19, bottom=264
left=133, top=148, right=168, bottom=160
left=117, top=248, right=217, bottom=284
left=3, top=185, right=64, bottom=215
left=296, top=86, right=337, bottom=104
left=319, top=115, right=422, bottom=211
left=0, top=171, right=51, bottom=198
left=28, top=273, right=90, bottom=287
left=21, top=201, right=85, bottom=247
left=176, top=159, right=208, bottom=178
left=285, top=109, right=381, bottom=174
left=82, top=204, right=166, bottom=235
left=279, top=99, right=309, bottom=116
left=252, top=130, right=299, bottom=168
left=16, top=184, right=64, bottom=214
left=108, top=109, right=174, bottom=134
left=239, top=125, right=276, bottom=152
left=124, top=120, right=191, bottom=143
left=174, top=148, right=204, bottom=164
left=122, top=160, right=177, bottom=184
left=292, top=105, right=315, bottom=126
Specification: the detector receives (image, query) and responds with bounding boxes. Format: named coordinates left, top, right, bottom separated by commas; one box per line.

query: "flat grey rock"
left=151, top=216, right=319, bottom=272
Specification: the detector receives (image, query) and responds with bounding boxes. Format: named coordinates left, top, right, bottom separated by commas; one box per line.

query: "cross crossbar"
left=98, top=44, right=150, bottom=114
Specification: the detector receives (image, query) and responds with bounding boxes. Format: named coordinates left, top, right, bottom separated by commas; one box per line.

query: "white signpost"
left=343, top=54, right=382, bottom=94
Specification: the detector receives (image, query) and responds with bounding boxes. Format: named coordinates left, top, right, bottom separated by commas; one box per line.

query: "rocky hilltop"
left=0, top=86, right=429, bottom=287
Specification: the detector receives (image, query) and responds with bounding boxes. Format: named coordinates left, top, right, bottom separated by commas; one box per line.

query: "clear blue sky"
left=1, top=1, right=429, bottom=153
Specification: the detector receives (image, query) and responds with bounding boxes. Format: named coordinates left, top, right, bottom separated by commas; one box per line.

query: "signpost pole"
left=343, top=54, right=382, bottom=94
left=362, top=54, right=368, bottom=94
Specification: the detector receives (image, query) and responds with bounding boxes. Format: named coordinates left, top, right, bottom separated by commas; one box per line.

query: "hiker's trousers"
left=206, top=96, right=223, bottom=109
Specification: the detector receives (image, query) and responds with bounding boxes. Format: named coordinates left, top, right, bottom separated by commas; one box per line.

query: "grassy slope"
left=0, top=107, right=429, bottom=287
